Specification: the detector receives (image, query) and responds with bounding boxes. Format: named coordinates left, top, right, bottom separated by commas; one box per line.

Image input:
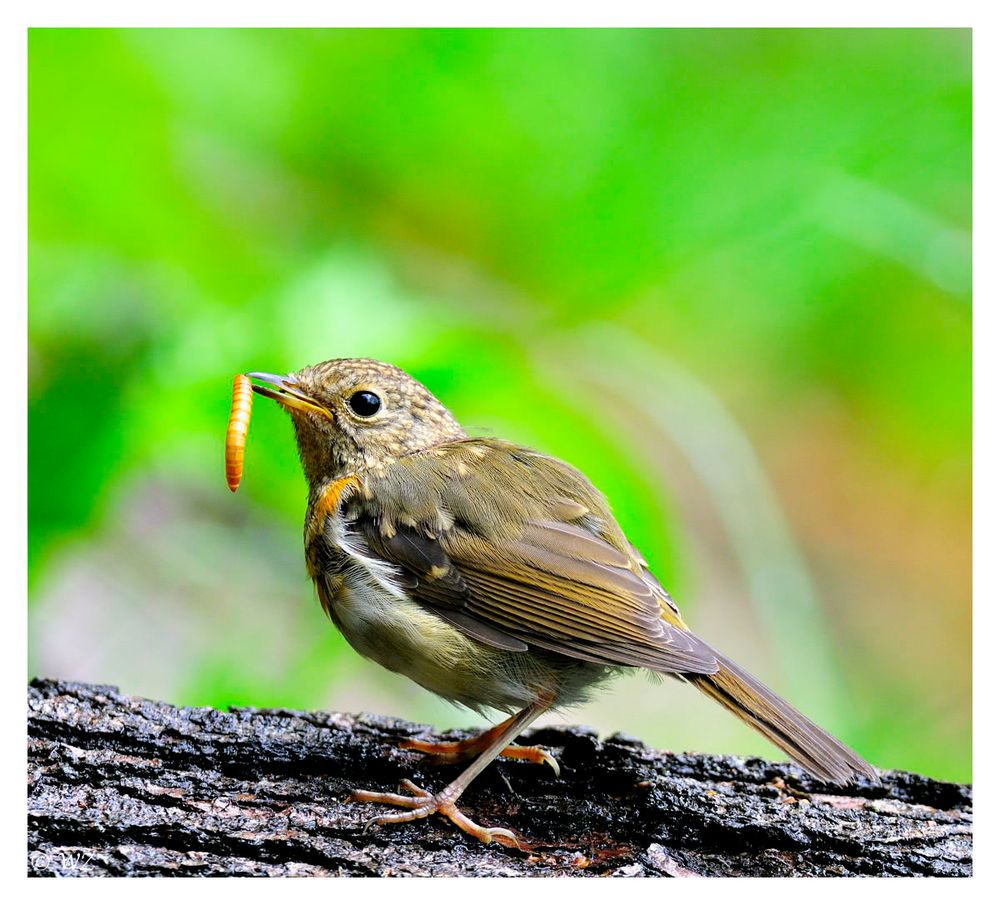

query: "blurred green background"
left=28, top=28, right=971, bottom=782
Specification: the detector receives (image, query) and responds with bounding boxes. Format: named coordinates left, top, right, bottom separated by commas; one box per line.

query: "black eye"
left=348, top=390, right=382, bottom=417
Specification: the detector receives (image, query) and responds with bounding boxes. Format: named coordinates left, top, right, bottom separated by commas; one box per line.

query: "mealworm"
left=225, top=373, right=253, bottom=492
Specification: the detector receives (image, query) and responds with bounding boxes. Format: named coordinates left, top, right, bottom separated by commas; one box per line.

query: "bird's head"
left=248, top=358, right=466, bottom=483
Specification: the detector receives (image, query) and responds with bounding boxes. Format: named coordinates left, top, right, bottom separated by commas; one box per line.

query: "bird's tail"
left=686, top=654, right=878, bottom=785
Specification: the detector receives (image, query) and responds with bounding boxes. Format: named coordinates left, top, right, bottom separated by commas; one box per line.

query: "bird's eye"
left=348, top=390, right=382, bottom=417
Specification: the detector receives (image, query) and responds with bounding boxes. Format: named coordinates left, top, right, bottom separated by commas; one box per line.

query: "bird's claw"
left=348, top=780, right=528, bottom=850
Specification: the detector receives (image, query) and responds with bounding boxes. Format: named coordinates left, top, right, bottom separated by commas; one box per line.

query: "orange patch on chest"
left=305, top=474, right=363, bottom=550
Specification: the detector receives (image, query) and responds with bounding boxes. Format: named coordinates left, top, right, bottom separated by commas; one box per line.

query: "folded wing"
left=355, top=513, right=719, bottom=675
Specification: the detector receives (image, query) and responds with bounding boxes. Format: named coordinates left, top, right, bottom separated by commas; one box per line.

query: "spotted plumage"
left=245, top=358, right=878, bottom=849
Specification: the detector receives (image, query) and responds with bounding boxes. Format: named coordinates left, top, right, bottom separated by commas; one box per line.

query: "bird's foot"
left=401, top=736, right=560, bottom=776
left=348, top=779, right=526, bottom=849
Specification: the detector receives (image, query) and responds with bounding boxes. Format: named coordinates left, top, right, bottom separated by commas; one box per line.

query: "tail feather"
left=687, top=655, right=879, bottom=785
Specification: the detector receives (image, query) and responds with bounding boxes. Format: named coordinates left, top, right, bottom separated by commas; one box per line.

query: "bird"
left=245, top=357, right=878, bottom=849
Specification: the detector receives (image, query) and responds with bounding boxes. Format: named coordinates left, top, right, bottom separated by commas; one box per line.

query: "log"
left=27, top=678, right=971, bottom=877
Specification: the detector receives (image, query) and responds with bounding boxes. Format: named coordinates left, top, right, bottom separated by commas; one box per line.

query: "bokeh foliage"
left=29, top=29, right=970, bottom=781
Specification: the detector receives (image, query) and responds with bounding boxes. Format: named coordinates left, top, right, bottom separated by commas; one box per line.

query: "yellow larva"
left=225, top=374, right=253, bottom=492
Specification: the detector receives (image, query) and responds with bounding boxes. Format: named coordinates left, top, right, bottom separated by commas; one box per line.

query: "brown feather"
left=355, top=510, right=719, bottom=674
left=687, top=656, right=879, bottom=784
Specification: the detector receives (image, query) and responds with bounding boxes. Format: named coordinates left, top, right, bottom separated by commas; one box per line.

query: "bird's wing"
left=350, top=441, right=719, bottom=675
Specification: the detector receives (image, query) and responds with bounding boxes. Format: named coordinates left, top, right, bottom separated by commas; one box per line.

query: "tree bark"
left=27, top=678, right=971, bottom=877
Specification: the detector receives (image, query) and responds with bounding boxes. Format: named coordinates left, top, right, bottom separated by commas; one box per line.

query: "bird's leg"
left=400, top=711, right=560, bottom=775
left=349, top=700, right=550, bottom=849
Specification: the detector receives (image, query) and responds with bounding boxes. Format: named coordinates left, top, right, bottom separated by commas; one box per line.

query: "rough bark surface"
left=27, top=678, right=971, bottom=877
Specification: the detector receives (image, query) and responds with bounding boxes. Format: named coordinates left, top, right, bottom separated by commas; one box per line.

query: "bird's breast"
left=306, top=506, right=528, bottom=710
left=317, top=566, right=540, bottom=712
left=323, top=568, right=465, bottom=677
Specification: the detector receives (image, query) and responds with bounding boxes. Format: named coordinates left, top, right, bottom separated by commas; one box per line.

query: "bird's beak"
left=246, top=372, right=333, bottom=420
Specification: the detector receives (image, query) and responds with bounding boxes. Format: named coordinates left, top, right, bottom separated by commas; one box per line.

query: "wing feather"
left=355, top=515, right=718, bottom=675
left=345, top=439, right=719, bottom=674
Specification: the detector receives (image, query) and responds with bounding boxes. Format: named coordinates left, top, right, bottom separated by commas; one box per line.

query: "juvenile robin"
left=245, top=358, right=877, bottom=849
